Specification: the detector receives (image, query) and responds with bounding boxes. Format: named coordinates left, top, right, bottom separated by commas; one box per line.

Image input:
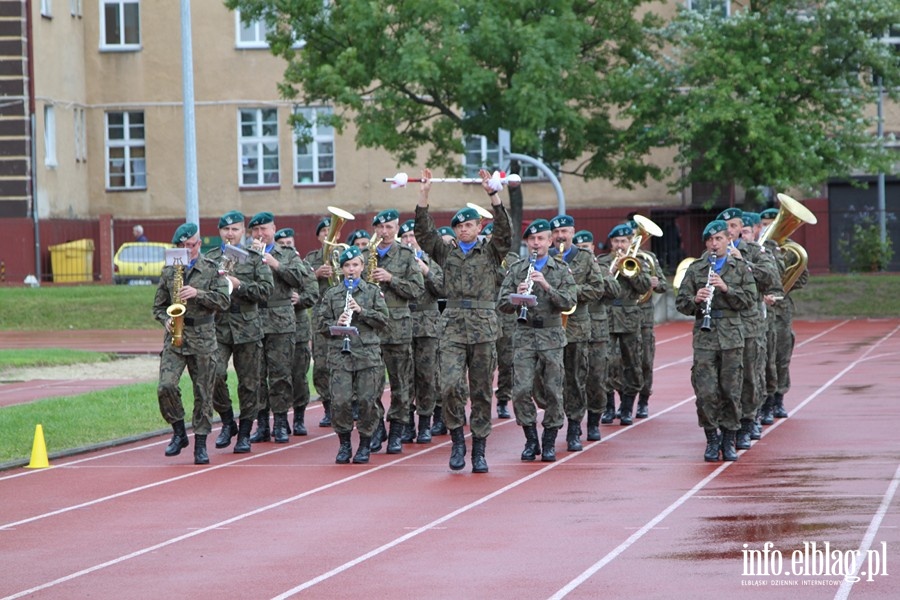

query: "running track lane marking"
left=547, top=322, right=899, bottom=600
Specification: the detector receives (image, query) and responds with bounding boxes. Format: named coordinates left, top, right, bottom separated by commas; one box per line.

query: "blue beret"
left=373, top=209, right=400, bottom=225
left=438, top=226, right=456, bottom=239
left=551, top=215, right=575, bottom=230
left=274, top=228, right=294, bottom=241
left=218, top=210, right=244, bottom=229
left=608, top=223, right=634, bottom=239
left=524, top=219, right=552, bottom=238
left=451, top=207, right=480, bottom=227
left=400, top=219, right=415, bottom=235
left=717, top=207, right=743, bottom=222
left=339, top=245, right=363, bottom=266
left=703, top=220, right=729, bottom=241
left=347, top=229, right=371, bottom=244
left=760, top=208, right=779, bottom=220
left=248, top=211, right=274, bottom=228
left=573, top=230, right=593, bottom=244
left=172, top=223, right=199, bottom=245
left=316, top=217, right=331, bottom=236
left=481, top=222, right=494, bottom=236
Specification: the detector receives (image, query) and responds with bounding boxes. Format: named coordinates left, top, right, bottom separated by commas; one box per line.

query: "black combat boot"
left=353, top=437, right=372, bottom=464
left=233, top=419, right=253, bottom=454
left=272, top=412, right=290, bottom=444
left=292, top=407, right=307, bottom=436
left=386, top=420, right=404, bottom=454
left=416, top=416, right=432, bottom=444
left=750, top=417, right=762, bottom=440
left=704, top=429, right=721, bottom=462
left=760, top=395, right=775, bottom=425
left=431, top=405, right=448, bottom=435
left=449, top=427, right=467, bottom=471
left=520, top=425, right=540, bottom=461
left=772, top=392, right=788, bottom=418
left=319, top=401, right=332, bottom=427
left=249, top=410, right=270, bottom=443
left=335, top=432, right=352, bottom=464
left=215, top=410, right=237, bottom=449
left=566, top=419, right=583, bottom=452
left=736, top=419, right=753, bottom=450
left=370, top=420, right=386, bottom=452
left=401, top=409, right=416, bottom=444
left=586, top=411, right=602, bottom=441
left=721, top=429, right=739, bottom=461
left=193, top=434, right=209, bottom=465
left=600, top=392, right=617, bottom=424
left=165, top=420, right=189, bottom=456
left=636, top=394, right=650, bottom=419
left=618, top=394, right=636, bottom=426
left=541, top=428, right=558, bottom=462
left=471, top=437, right=488, bottom=473
left=496, top=400, right=511, bottom=419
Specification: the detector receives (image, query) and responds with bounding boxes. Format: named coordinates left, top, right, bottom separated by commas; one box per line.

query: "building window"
left=41, top=0, right=52, bottom=18
left=294, top=107, right=334, bottom=185
left=463, top=136, right=501, bottom=178
left=106, top=111, right=146, bottom=190
left=239, top=108, right=279, bottom=187
left=686, top=0, right=730, bottom=17
left=235, top=10, right=271, bottom=48
left=44, top=106, right=57, bottom=167
left=70, top=0, right=83, bottom=17
left=74, top=107, right=87, bottom=162
left=100, top=0, right=140, bottom=50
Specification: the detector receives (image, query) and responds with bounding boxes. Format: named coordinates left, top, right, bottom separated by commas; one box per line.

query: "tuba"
left=632, top=215, right=663, bottom=303
left=166, top=258, right=186, bottom=347
left=759, top=193, right=817, bottom=292
left=323, top=206, right=355, bottom=287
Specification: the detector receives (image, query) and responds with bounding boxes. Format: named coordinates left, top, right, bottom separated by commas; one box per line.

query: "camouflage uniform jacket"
left=261, top=244, right=306, bottom=336
left=305, top=247, right=334, bottom=299
left=596, top=252, right=652, bottom=334
left=550, top=245, right=604, bottom=343
left=362, top=243, right=424, bottom=344
left=497, top=252, right=522, bottom=338
left=411, top=253, right=445, bottom=339
left=289, top=250, right=319, bottom=344
left=587, top=256, right=622, bottom=340
left=639, top=249, right=668, bottom=326
left=735, top=238, right=783, bottom=338
left=205, top=246, right=274, bottom=345
left=497, top=255, right=577, bottom=350
left=315, top=280, right=390, bottom=371
left=675, top=253, right=757, bottom=351
left=153, top=256, right=231, bottom=355
left=414, top=203, right=512, bottom=344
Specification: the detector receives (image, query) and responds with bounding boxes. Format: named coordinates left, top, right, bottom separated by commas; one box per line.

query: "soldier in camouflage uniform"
left=347, top=229, right=371, bottom=250
left=597, top=224, right=652, bottom=425
left=154, top=223, right=231, bottom=465
left=306, top=217, right=336, bottom=427
left=247, top=212, right=308, bottom=444
left=316, top=246, right=390, bottom=464
left=415, top=167, right=511, bottom=474
left=206, top=211, right=274, bottom=454
left=274, top=228, right=319, bottom=436
left=498, top=219, right=577, bottom=462
left=484, top=222, right=518, bottom=420
left=675, top=220, right=757, bottom=462
left=363, top=209, right=424, bottom=454
left=575, top=231, right=621, bottom=441
left=399, top=220, right=445, bottom=443
left=549, top=215, right=604, bottom=452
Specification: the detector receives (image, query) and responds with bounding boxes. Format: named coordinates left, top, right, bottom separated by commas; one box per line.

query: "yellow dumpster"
left=49, top=239, right=95, bottom=283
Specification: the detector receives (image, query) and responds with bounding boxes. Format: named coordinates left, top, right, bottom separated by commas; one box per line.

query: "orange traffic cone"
left=26, top=424, right=50, bottom=469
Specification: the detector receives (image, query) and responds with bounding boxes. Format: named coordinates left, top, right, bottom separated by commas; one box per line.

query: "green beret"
left=524, top=219, right=551, bottom=238
left=274, top=228, right=294, bottom=241
left=171, top=223, right=199, bottom=245
left=399, top=219, right=415, bottom=235
left=717, top=207, right=743, bottom=222
left=608, top=223, right=633, bottom=239
left=573, top=230, right=593, bottom=244
left=481, top=222, right=494, bottom=236
left=550, top=215, right=575, bottom=229
left=373, top=209, right=400, bottom=225
left=451, top=207, right=479, bottom=227
left=741, top=212, right=760, bottom=227
left=438, top=226, right=456, bottom=239
left=218, top=210, right=244, bottom=229
left=339, top=245, right=362, bottom=266
left=626, top=219, right=638, bottom=231
left=316, top=217, right=331, bottom=236
left=347, top=229, right=371, bottom=244
left=248, top=211, right=274, bottom=228
left=760, top=208, right=779, bottom=220
left=703, top=220, right=728, bottom=241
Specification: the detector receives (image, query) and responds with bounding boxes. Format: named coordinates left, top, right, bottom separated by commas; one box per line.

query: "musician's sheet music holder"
left=329, top=325, right=359, bottom=337
left=223, top=244, right=250, bottom=264
left=509, top=293, right=537, bottom=307
left=165, top=248, right=189, bottom=266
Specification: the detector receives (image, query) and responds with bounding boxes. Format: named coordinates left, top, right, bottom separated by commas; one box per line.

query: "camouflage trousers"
left=609, top=330, right=644, bottom=396
left=440, top=340, right=496, bottom=438
left=640, top=325, right=656, bottom=397
left=495, top=332, right=514, bottom=405
left=765, top=324, right=778, bottom=396
left=563, top=341, right=589, bottom=422
left=292, top=339, right=311, bottom=410
left=259, top=332, right=295, bottom=414
left=380, top=343, right=413, bottom=424
left=691, top=347, right=743, bottom=431
left=212, top=339, right=262, bottom=419
left=773, top=312, right=795, bottom=395
left=412, top=336, right=440, bottom=417
left=157, top=348, right=215, bottom=435
left=330, top=366, right=383, bottom=437
left=512, top=345, right=565, bottom=430
left=739, top=335, right=768, bottom=420
left=311, top=333, right=332, bottom=404
left=586, top=338, right=610, bottom=413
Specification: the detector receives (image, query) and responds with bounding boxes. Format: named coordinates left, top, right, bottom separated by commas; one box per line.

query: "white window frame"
left=74, top=107, right=87, bottom=162
left=686, top=0, right=730, bottom=17
left=235, top=10, right=271, bottom=49
left=100, top=0, right=140, bottom=51
left=293, top=107, right=335, bottom=185
left=105, top=111, right=146, bottom=190
left=238, top=108, right=280, bottom=187
left=70, top=0, right=83, bottom=17
left=463, top=135, right=501, bottom=178
left=41, top=0, right=52, bottom=18
left=44, top=105, right=57, bottom=167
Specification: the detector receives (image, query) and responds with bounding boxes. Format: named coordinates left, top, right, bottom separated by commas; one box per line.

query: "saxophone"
left=166, top=259, right=187, bottom=347
left=366, top=233, right=382, bottom=283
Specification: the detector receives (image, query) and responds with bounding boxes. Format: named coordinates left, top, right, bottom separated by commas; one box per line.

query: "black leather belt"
left=445, top=299, right=495, bottom=309
left=184, top=315, right=214, bottom=327
left=521, top=316, right=562, bottom=329
left=611, top=299, right=637, bottom=307
left=259, top=299, right=292, bottom=308
left=229, top=305, right=257, bottom=314
left=409, top=303, right=438, bottom=312
left=703, top=309, right=739, bottom=319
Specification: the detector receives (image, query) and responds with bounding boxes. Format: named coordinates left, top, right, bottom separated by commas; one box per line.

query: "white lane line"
left=546, top=322, right=899, bottom=600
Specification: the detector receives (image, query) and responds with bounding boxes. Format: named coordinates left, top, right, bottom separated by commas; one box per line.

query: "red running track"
left=1, top=319, right=898, bottom=600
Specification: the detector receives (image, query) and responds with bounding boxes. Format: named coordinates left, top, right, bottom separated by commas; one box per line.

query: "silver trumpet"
left=512, top=251, right=538, bottom=323
left=700, top=256, right=716, bottom=332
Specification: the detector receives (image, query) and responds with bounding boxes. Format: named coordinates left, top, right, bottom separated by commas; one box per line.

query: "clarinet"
left=340, top=288, right=354, bottom=354
left=517, top=251, right=538, bottom=323
left=700, top=256, right=716, bottom=332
